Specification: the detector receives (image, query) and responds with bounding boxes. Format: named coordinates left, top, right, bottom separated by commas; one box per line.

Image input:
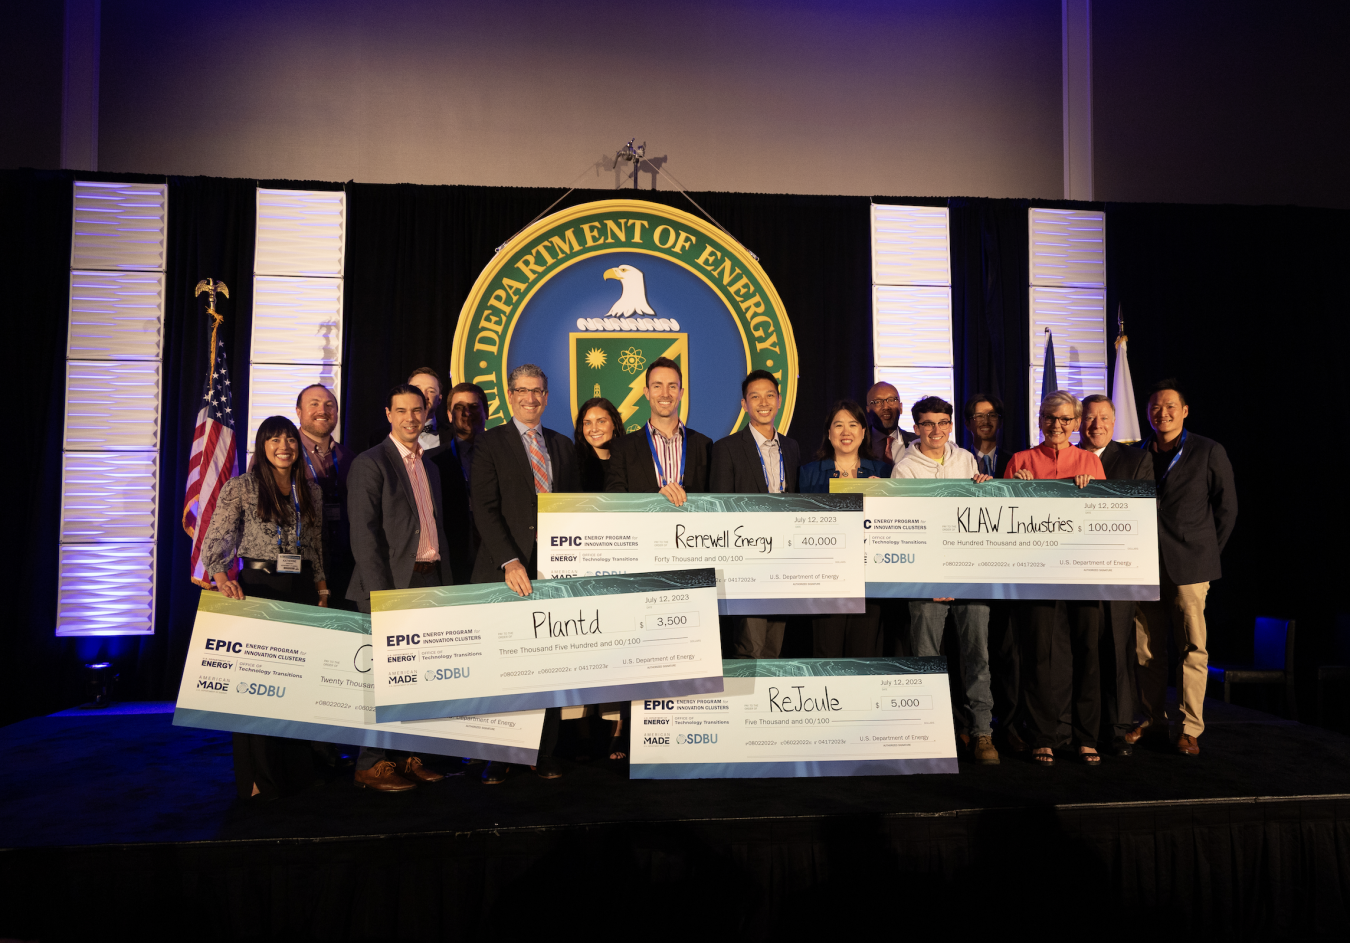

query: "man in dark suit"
left=469, top=364, right=579, bottom=781
left=710, top=370, right=800, bottom=658
left=1080, top=394, right=1154, bottom=756
left=865, top=381, right=916, bottom=466
left=605, top=357, right=712, bottom=501
left=426, top=382, right=487, bottom=585
left=345, top=384, right=453, bottom=792
left=1126, top=380, right=1237, bottom=757
left=963, top=393, right=1012, bottom=479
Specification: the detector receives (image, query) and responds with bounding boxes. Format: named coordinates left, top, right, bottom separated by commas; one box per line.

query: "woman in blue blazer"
left=798, top=399, right=889, bottom=656
left=798, top=399, right=890, bottom=492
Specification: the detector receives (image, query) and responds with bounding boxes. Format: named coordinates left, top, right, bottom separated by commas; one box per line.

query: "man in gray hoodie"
left=891, top=396, right=999, bottom=764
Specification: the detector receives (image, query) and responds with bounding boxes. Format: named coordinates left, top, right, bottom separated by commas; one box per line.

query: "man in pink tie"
left=468, top=364, right=580, bottom=782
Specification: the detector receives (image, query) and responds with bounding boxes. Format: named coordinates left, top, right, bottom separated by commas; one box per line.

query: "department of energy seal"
left=451, top=200, right=798, bottom=436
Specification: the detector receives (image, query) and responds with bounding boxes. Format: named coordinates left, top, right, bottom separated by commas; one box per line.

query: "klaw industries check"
left=173, top=594, right=546, bottom=764
left=370, top=570, right=724, bottom=723
left=535, top=493, right=866, bottom=615
left=630, top=657, right=957, bottom=778
left=832, top=478, right=1160, bottom=600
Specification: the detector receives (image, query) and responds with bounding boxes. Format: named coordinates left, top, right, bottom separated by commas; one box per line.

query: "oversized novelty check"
left=535, top=493, right=866, bottom=615
left=370, top=570, right=724, bottom=722
left=173, top=594, right=546, bottom=764
left=832, top=478, right=1160, bottom=600
left=629, top=657, right=957, bottom=778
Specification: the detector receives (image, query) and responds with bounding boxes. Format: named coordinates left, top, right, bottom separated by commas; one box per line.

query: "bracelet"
left=318, top=589, right=331, bottom=596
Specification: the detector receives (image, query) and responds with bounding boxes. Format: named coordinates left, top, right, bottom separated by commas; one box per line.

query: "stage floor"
left=1, top=695, right=1345, bottom=848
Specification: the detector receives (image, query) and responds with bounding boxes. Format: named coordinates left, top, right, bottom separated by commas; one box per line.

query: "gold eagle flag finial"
left=195, top=279, right=230, bottom=375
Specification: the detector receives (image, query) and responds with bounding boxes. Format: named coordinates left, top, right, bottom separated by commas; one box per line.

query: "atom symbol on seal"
left=619, top=347, right=646, bottom=375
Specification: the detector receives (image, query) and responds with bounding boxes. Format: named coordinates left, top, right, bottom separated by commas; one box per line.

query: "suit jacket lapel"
left=740, top=427, right=768, bottom=493
left=382, top=437, right=419, bottom=514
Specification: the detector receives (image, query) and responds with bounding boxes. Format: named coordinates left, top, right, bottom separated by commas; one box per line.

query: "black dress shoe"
left=533, top=757, right=564, bottom=779
left=1111, top=737, right=1134, bottom=756
left=481, top=761, right=510, bottom=784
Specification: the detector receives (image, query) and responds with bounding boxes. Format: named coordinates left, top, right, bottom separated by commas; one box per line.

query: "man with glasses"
left=1127, top=380, right=1237, bottom=757
left=865, top=382, right=917, bottom=467
left=964, top=394, right=1010, bottom=479
left=1006, top=392, right=1106, bottom=766
left=469, top=364, right=578, bottom=781
left=891, top=396, right=1000, bottom=764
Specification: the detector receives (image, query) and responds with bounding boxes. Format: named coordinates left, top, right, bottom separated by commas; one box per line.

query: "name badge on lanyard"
left=645, top=424, right=687, bottom=489
left=756, top=437, right=786, bottom=493
left=277, top=482, right=304, bottom=573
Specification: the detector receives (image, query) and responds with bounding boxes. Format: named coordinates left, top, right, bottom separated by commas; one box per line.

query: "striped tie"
left=526, top=428, right=550, bottom=494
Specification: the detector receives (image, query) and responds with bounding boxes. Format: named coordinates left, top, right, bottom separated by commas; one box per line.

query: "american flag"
left=183, top=334, right=239, bottom=587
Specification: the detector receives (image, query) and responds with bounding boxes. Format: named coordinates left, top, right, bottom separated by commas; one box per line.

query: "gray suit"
left=345, top=437, right=452, bottom=606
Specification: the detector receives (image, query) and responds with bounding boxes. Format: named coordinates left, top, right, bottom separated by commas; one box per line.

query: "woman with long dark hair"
left=201, top=415, right=328, bottom=800
left=573, top=396, right=624, bottom=492
left=798, top=399, right=889, bottom=657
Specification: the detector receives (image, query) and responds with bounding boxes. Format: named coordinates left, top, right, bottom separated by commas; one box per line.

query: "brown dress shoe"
left=971, top=734, right=1000, bottom=765
left=354, top=760, right=417, bottom=792
left=397, top=756, right=444, bottom=783
left=1175, top=734, right=1200, bottom=756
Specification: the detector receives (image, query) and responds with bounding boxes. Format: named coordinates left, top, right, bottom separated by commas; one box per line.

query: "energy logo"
left=452, top=200, right=797, bottom=437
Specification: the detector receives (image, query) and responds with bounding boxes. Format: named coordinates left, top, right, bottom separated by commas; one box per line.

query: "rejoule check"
left=173, top=594, right=546, bottom=764
left=629, top=657, right=958, bottom=779
left=370, top=570, right=724, bottom=723
left=535, top=493, right=866, bottom=615
left=831, top=478, right=1160, bottom=600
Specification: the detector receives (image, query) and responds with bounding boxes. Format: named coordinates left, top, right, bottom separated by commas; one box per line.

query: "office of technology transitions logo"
left=451, top=200, right=798, bottom=436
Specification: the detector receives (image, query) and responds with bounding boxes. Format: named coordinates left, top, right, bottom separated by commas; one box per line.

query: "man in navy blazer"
left=1127, top=381, right=1237, bottom=757
left=1079, top=394, right=1154, bottom=756
left=345, top=384, right=453, bottom=791
left=710, top=371, right=800, bottom=658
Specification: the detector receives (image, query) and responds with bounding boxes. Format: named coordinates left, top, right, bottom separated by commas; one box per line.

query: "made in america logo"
left=451, top=200, right=799, bottom=436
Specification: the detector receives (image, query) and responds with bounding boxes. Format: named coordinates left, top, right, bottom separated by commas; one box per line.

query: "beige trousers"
left=1135, top=580, right=1210, bottom=737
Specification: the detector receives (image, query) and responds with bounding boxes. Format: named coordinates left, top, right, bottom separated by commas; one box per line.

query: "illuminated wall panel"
left=870, top=205, right=953, bottom=432
left=58, top=180, right=167, bottom=636
left=248, top=189, right=346, bottom=457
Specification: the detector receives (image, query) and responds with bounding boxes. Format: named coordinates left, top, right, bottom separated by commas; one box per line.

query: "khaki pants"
left=1135, top=580, right=1210, bottom=737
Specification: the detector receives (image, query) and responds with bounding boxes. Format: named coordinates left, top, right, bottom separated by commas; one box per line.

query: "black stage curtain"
left=1105, top=201, right=1350, bottom=704
left=949, top=197, right=1034, bottom=452
left=343, top=186, right=873, bottom=457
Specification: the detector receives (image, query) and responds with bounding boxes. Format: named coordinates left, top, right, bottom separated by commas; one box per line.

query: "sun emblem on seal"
left=618, top=347, right=646, bottom=375
left=584, top=348, right=607, bottom=369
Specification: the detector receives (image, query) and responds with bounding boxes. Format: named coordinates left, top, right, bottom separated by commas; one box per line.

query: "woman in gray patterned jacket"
left=200, top=415, right=328, bottom=800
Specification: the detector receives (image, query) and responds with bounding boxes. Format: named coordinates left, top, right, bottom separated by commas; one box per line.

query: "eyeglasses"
left=1041, top=416, right=1075, bottom=427
left=970, top=412, right=999, bottom=423
left=510, top=387, right=547, bottom=397
left=915, top=419, right=952, bottom=432
left=451, top=403, right=483, bottom=414
left=868, top=396, right=900, bottom=407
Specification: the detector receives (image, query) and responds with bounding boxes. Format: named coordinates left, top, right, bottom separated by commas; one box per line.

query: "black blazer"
left=604, top=426, right=713, bottom=493
left=1147, top=432, right=1237, bottom=585
left=345, top=437, right=452, bottom=604
left=970, top=446, right=1012, bottom=480
left=469, top=421, right=579, bottom=582
left=1088, top=440, right=1154, bottom=482
left=709, top=427, right=800, bottom=494
left=426, top=441, right=476, bottom=585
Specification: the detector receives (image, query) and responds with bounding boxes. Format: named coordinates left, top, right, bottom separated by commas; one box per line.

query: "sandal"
left=606, top=733, right=629, bottom=762
left=1078, top=747, right=1101, bottom=766
left=1032, top=748, right=1055, bottom=767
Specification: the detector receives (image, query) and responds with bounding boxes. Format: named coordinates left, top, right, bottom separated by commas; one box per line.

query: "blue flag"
left=1041, top=328, right=1058, bottom=402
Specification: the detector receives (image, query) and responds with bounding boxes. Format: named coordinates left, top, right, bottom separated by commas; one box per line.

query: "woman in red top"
left=1005, top=392, right=1106, bottom=767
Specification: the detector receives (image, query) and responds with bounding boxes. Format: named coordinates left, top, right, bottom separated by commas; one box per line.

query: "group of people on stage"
left=200, top=354, right=1236, bottom=798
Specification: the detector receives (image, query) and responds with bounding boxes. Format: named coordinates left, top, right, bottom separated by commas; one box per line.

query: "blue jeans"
left=908, top=601, right=993, bottom=738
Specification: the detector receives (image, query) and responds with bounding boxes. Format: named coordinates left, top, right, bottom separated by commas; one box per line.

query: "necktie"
left=526, top=428, right=550, bottom=494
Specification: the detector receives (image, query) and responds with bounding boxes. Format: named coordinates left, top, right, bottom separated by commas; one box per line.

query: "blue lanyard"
left=1143, top=428, right=1187, bottom=480
left=450, top=437, right=469, bottom=480
left=301, top=442, right=339, bottom=481
left=755, top=434, right=786, bottom=493
left=645, top=422, right=687, bottom=488
left=277, top=482, right=301, bottom=554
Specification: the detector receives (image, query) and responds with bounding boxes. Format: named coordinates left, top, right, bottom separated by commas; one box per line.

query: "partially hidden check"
left=831, top=477, right=1160, bottom=600
left=629, top=657, right=958, bottom=779
left=370, top=569, right=724, bottom=723
left=173, top=594, right=546, bottom=764
left=535, top=492, right=866, bottom=615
